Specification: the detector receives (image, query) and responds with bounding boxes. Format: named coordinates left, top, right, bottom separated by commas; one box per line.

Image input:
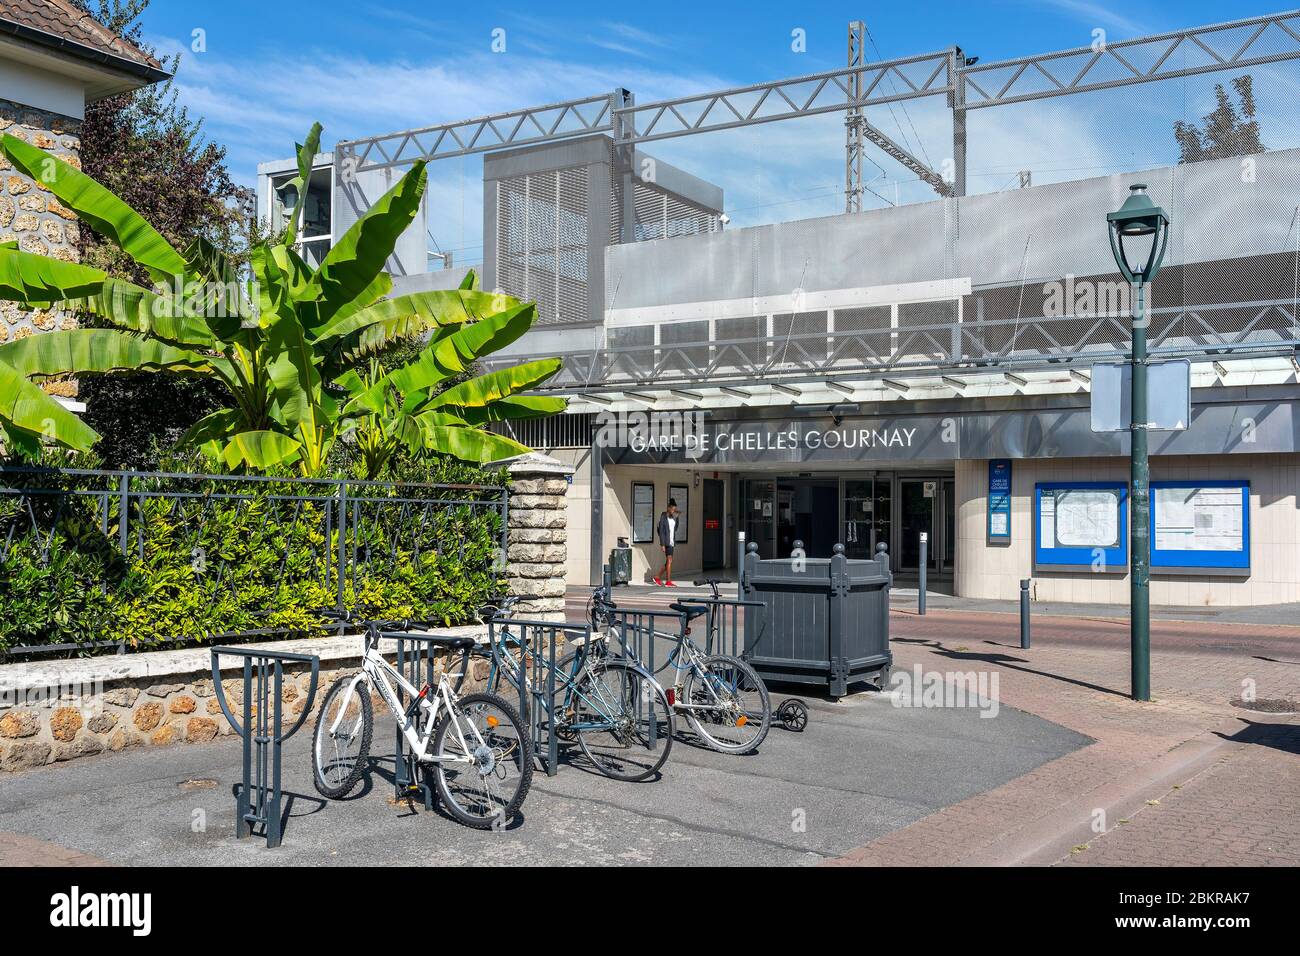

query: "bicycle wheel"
left=431, top=692, right=532, bottom=830
left=573, top=661, right=673, bottom=782
left=312, top=676, right=373, bottom=799
left=681, top=654, right=771, bottom=755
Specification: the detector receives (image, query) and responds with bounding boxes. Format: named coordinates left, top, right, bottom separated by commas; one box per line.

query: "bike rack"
left=384, top=630, right=478, bottom=807
left=488, top=618, right=591, bottom=777
left=678, top=597, right=768, bottom=658
left=209, top=647, right=320, bottom=849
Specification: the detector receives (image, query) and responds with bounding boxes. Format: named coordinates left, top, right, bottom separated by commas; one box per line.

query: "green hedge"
left=0, top=467, right=507, bottom=655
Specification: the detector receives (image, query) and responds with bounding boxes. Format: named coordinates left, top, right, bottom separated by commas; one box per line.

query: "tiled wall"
left=956, top=454, right=1300, bottom=606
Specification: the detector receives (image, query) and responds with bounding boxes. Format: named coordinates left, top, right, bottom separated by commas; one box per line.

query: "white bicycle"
left=311, top=610, right=532, bottom=830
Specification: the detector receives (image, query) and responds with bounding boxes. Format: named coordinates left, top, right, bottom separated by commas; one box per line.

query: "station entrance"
left=738, top=472, right=955, bottom=576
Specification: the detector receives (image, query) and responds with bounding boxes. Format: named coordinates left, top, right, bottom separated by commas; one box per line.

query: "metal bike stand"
left=678, top=595, right=769, bottom=658
left=210, top=647, right=320, bottom=849
left=384, top=628, right=480, bottom=807
left=489, top=618, right=589, bottom=777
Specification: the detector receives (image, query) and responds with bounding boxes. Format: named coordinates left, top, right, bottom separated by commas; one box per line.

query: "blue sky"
left=139, top=1, right=1299, bottom=265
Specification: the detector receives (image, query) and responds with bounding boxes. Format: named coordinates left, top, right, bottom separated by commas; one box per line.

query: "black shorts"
left=663, top=544, right=675, bottom=556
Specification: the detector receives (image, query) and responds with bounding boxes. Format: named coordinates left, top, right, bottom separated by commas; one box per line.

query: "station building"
left=258, top=40, right=1300, bottom=609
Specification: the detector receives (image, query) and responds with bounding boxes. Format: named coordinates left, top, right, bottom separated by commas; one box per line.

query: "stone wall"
left=0, top=630, right=489, bottom=773
left=500, top=453, right=573, bottom=622
left=0, top=97, right=81, bottom=392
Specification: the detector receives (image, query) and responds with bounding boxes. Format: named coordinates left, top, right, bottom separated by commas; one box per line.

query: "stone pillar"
left=494, top=452, right=573, bottom=622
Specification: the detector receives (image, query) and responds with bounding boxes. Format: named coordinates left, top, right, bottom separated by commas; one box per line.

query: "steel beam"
left=959, top=10, right=1300, bottom=110
left=614, top=50, right=955, bottom=146
left=338, top=94, right=614, bottom=171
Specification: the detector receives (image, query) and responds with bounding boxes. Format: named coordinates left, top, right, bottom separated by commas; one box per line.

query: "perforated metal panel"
left=495, top=165, right=591, bottom=326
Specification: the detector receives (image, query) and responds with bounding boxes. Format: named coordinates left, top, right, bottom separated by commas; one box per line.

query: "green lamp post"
left=1107, top=184, right=1170, bottom=702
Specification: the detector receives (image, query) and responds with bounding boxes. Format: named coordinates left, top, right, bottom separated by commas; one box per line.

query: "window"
left=632, top=482, right=655, bottom=543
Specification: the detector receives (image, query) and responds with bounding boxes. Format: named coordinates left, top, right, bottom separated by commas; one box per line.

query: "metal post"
left=1130, top=280, right=1151, bottom=701
left=336, top=481, right=348, bottom=609
left=918, top=531, right=928, bottom=615
left=116, top=473, right=130, bottom=556
left=949, top=48, right=967, bottom=198
left=1020, top=578, right=1031, bottom=649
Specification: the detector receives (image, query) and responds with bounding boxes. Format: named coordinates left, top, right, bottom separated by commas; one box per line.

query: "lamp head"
left=1107, top=184, right=1171, bottom=283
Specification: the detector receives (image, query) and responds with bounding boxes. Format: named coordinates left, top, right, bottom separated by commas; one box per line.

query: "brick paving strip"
left=0, top=831, right=106, bottom=867
left=829, top=610, right=1300, bottom=867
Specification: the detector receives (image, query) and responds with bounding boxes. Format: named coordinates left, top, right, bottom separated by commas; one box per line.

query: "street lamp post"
left=1107, top=184, right=1170, bottom=702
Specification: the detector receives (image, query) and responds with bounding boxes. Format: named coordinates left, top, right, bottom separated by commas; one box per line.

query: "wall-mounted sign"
left=1034, top=481, right=1128, bottom=572
left=1151, top=480, right=1249, bottom=573
left=923, top=481, right=936, bottom=498
left=988, top=459, right=1012, bottom=542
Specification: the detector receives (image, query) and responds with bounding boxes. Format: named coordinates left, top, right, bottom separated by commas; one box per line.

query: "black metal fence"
left=0, top=467, right=508, bottom=659
left=209, top=645, right=320, bottom=849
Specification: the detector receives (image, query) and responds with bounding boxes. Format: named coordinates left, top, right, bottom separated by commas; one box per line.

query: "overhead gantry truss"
left=338, top=10, right=1300, bottom=196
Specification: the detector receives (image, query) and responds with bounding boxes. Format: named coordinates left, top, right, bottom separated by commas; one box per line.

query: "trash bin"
left=741, top=541, right=892, bottom=699
left=609, top=537, right=632, bottom=585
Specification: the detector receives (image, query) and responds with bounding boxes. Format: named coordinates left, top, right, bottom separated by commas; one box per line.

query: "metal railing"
left=0, top=468, right=508, bottom=659
left=484, top=299, right=1300, bottom=392
left=209, top=646, right=320, bottom=849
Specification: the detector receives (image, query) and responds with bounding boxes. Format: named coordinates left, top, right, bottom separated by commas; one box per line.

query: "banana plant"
left=0, top=124, right=567, bottom=473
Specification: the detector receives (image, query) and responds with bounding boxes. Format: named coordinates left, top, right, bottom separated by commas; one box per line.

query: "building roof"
left=0, top=0, right=170, bottom=89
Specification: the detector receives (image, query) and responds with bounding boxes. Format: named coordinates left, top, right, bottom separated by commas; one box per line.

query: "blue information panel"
left=1151, top=480, right=1249, bottom=572
left=1034, top=482, right=1128, bottom=571
left=988, top=459, right=1012, bottom=541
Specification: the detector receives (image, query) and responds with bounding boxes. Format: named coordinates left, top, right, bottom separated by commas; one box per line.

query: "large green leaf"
left=0, top=358, right=98, bottom=452
left=414, top=422, right=531, bottom=464
left=219, top=430, right=303, bottom=470
left=314, top=288, right=511, bottom=346
left=454, top=395, right=569, bottom=424
left=0, top=246, right=107, bottom=305
left=427, top=358, right=562, bottom=410
left=0, top=329, right=213, bottom=379
left=307, top=162, right=427, bottom=322
left=284, top=123, right=323, bottom=245
left=0, top=133, right=187, bottom=283
left=386, top=303, right=537, bottom=395
left=177, top=408, right=245, bottom=447
left=62, top=277, right=217, bottom=348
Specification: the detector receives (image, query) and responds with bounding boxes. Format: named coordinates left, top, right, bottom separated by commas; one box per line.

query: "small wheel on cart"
left=777, top=698, right=808, bottom=732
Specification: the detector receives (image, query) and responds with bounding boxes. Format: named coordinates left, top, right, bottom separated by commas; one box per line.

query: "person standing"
left=654, top=498, right=680, bottom=586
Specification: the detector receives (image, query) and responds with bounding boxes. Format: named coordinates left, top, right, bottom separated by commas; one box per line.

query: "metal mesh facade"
left=513, top=145, right=1300, bottom=390
left=494, top=165, right=591, bottom=327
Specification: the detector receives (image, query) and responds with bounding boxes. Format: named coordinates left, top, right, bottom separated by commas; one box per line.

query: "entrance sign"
left=632, top=482, right=654, bottom=543
left=987, top=459, right=1012, bottom=542
left=1034, top=481, right=1128, bottom=570
left=1090, top=360, right=1191, bottom=432
left=1151, top=480, right=1249, bottom=572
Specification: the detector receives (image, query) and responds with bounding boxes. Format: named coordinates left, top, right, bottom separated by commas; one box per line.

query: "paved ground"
left=5, top=585, right=1297, bottom=867
left=0, top=679, right=1084, bottom=866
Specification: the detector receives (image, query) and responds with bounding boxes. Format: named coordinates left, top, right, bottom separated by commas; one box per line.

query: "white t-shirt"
left=666, top=515, right=677, bottom=546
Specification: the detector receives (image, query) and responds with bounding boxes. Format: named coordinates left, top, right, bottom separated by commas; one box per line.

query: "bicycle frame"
left=329, top=639, right=479, bottom=766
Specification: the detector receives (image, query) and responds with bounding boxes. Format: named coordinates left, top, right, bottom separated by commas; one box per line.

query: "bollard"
left=918, top=531, right=928, bottom=615
left=1020, top=578, right=1031, bottom=649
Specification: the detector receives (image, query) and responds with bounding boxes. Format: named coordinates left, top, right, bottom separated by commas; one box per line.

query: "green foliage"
left=1174, top=75, right=1265, bottom=164
left=0, top=122, right=565, bottom=476
left=0, top=462, right=507, bottom=655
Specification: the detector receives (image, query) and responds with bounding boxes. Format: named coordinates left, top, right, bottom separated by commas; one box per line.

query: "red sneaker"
left=665, top=580, right=677, bottom=587
left=652, top=577, right=663, bottom=586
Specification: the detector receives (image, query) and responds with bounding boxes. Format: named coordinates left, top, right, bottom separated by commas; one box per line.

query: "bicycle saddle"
left=669, top=602, right=708, bottom=620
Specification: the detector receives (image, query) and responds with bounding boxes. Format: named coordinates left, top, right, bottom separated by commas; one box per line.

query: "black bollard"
left=918, top=531, right=928, bottom=615
left=1020, top=578, right=1031, bottom=649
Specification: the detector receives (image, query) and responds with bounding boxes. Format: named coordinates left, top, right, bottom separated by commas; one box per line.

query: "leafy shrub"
left=0, top=461, right=507, bottom=655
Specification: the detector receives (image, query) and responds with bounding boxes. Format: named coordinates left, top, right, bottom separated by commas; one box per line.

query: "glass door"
left=741, top=478, right=776, bottom=559
left=898, top=479, right=937, bottom=572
